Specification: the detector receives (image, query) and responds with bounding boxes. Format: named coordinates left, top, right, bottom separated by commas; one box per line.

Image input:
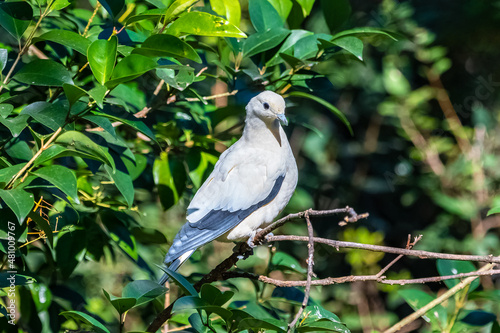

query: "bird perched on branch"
left=158, top=91, right=298, bottom=285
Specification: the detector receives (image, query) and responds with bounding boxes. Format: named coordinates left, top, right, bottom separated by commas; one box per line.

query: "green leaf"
left=436, top=260, right=479, bottom=291
left=288, top=91, right=352, bottom=135
left=103, top=289, right=137, bottom=316
left=164, top=0, right=200, bottom=23
left=125, top=8, right=165, bottom=25
left=50, top=0, right=71, bottom=11
left=266, top=29, right=313, bottom=66
left=14, top=59, right=74, bottom=87
left=461, top=311, right=497, bottom=326
left=32, top=165, right=79, bottom=203
left=153, top=152, right=186, bottom=210
left=88, top=84, right=108, bottom=108
left=60, top=311, right=110, bottom=333
left=0, top=188, right=34, bottom=223
left=304, top=305, right=342, bottom=323
left=297, top=318, right=350, bottom=332
left=0, top=163, right=25, bottom=187
left=159, top=267, right=197, bottom=296
left=268, top=0, right=292, bottom=22
left=0, top=273, right=34, bottom=287
left=210, top=0, right=241, bottom=26
left=63, top=84, right=88, bottom=108
left=55, top=131, right=115, bottom=168
left=33, top=30, right=91, bottom=55
left=104, top=164, right=134, bottom=207
left=487, top=206, right=500, bottom=216
left=399, top=289, right=447, bottom=328
left=34, top=144, right=67, bottom=166
left=271, top=251, right=306, bottom=274
left=21, top=101, right=68, bottom=131
left=172, top=296, right=232, bottom=320
left=296, top=0, right=314, bottom=16
left=0, top=49, right=8, bottom=71
left=88, top=37, right=118, bottom=85
left=331, top=27, right=398, bottom=41
left=27, top=210, right=53, bottom=246
left=238, top=317, right=287, bottom=333
left=248, top=0, right=283, bottom=33
left=293, top=33, right=331, bottom=59
left=166, top=12, right=246, bottom=38
left=326, top=36, right=364, bottom=61
left=200, top=284, right=234, bottom=306
left=90, top=108, right=155, bottom=141
left=99, top=0, right=125, bottom=19
left=0, top=114, right=29, bottom=137
left=106, top=54, right=157, bottom=88
left=321, top=0, right=351, bottom=33
left=0, top=1, right=33, bottom=40
left=132, top=34, right=201, bottom=63
left=82, top=115, right=116, bottom=137
left=243, top=27, right=290, bottom=58
left=122, top=280, right=167, bottom=306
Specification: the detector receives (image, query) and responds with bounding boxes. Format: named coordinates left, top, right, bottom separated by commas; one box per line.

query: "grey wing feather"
left=163, top=175, right=285, bottom=265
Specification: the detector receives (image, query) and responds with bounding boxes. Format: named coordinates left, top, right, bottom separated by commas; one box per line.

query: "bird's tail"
left=158, top=249, right=195, bottom=285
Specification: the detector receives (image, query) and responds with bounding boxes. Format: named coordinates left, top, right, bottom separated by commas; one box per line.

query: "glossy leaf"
left=0, top=103, right=14, bottom=118
left=267, top=29, right=313, bottom=66
left=50, top=0, right=71, bottom=10
left=88, top=84, right=108, bottom=108
left=32, top=165, right=79, bottom=203
left=55, top=131, right=115, bottom=168
left=104, top=164, right=134, bottom=207
left=0, top=1, right=33, bottom=40
left=461, top=310, right=497, bottom=326
left=82, top=115, right=116, bottom=137
left=34, top=144, right=68, bottom=166
left=297, top=318, right=350, bottom=332
left=296, top=0, right=314, bottom=16
left=436, top=259, right=480, bottom=291
left=88, top=37, right=118, bottom=85
left=103, top=289, right=137, bottom=315
left=272, top=251, right=307, bottom=274
left=200, top=284, right=234, bottom=306
left=99, top=0, right=125, bottom=19
left=125, top=8, right=164, bottom=25
left=487, top=205, right=500, bottom=216
left=34, top=30, right=91, bottom=55
left=159, top=267, right=197, bottom=296
left=0, top=188, right=34, bottom=223
left=268, top=0, right=293, bottom=21
left=172, top=296, right=232, bottom=320
left=248, top=0, right=283, bottom=33
left=0, top=114, right=29, bottom=137
left=164, top=0, right=200, bottom=23
left=326, top=36, right=364, bottom=61
left=60, top=311, right=110, bottom=333
left=332, top=27, right=398, bottom=41
left=63, top=84, right=88, bottom=108
left=90, top=109, right=155, bottom=141
left=14, top=59, right=74, bottom=87
left=399, top=289, right=447, bottom=327
left=211, top=0, right=241, bottom=26
left=0, top=48, right=7, bottom=71
left=166, top=12, right=246, bottom=38
left=122, top=280, right=167, bottom=306
left=132, top=34, right=201, bottom=63
left=0, top=163, right=25, bottom=186
left=243, top=27, right=290, bottom=58
left=288, top=91, right=352, bottom=135
left=106, top=54, right=157, bottom=88
left=21, top=101, right=68, bottom=131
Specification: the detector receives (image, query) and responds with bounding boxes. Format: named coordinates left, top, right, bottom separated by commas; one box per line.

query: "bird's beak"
left=277, top=113, right=288, bottom=126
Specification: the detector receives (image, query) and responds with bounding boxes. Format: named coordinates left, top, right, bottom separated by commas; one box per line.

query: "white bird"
left=158, top=91, right=298, bottom=285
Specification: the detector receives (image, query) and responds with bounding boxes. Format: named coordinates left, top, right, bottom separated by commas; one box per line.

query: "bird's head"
left=246, top=91, right=288, bottom=126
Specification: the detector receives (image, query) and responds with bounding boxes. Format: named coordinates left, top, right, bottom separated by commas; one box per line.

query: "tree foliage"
left=1, top=0, right=499, bottom=332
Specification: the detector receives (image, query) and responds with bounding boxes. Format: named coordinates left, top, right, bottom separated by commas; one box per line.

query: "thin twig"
left=219, top=268, right=500, bottom=287
left=288, top=210, right=315, bottom=332
left=376, top=234, right=422, bottom=278
left=82, top=2, right=101, bottom=37
left=383, top=264, right=495, bottom=333
left=266, top=235, right=500, bottom=264
left=185, top=90, right=238, bottom=102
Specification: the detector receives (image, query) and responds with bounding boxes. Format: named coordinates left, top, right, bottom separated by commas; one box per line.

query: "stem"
left=7, top=127, right=63, bottom=188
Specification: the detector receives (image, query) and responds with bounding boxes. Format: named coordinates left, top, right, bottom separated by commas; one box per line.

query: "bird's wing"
left=164, top=146, right=286, bottom=264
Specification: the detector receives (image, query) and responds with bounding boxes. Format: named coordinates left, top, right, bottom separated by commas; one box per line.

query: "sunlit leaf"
left=0, top=1, right=33, bottom=40
left=88, top=37, right=118, bottom=86
left=0, top=188, right=34, bottom=223
left=166, top=12, right=246, bottom=38
left=34, top=30, right=91, bottom=55
left=32, top=165, right=79, bottom=204
left=132, top=34, right=201, bottom=63
left=14, top=60, right=74, bottom=87
left=60, top=311, right=110, bottom=333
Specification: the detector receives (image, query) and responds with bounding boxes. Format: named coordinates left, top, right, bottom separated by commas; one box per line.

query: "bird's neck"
left=243, top=116, right=283, bottom=147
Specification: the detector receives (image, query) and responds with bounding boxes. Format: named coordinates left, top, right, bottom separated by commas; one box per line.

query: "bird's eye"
left=263, top=102, right=270, bottom=110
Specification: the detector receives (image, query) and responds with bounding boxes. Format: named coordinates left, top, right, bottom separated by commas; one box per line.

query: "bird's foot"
left=264, top=232, right=274, bottom=246
left=246, top=228, right=263, bottom=248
